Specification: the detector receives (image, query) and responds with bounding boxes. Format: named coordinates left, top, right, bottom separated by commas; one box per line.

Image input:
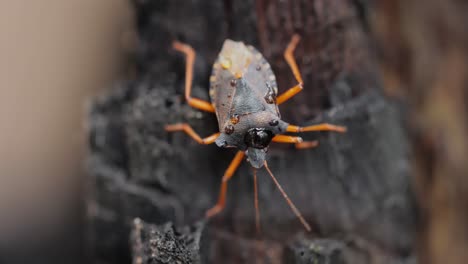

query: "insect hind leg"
left=173, top=41, right=215, bottom=113
left=277, top=34, right=304, bottom=105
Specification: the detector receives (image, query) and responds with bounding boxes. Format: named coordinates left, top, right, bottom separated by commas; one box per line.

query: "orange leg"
left=165, top=123, right=219, bottom=144
left=286, top=123, right=347, bottom=133
left=173, top=41, right=215, bottom=113
left=277, top=34, right=304, bottom=105
left=272, top=135, right=319, bottom=149
left=206, top=151, right=245, bottom=218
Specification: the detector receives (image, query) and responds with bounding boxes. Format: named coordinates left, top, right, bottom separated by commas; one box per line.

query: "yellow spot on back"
left=230, top=116, right=239, bottom=124
left=210, top=75, right=216, bottom=82
left=245, top=58, right=251, bottom=68
left=235, top=72, right=242, bottom=78
left=221, top=57, right=231, bottom=69
left=219, top=39, right=253, bottom=76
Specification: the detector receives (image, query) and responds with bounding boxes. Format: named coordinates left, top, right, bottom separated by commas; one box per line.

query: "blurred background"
left=0, top=1, right=133, bottom=262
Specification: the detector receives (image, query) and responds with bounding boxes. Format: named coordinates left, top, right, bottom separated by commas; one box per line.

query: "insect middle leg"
left=173, top=41, right=215, bottom=113
left=206, top=151, right=245, bottom=218
left=165, top=123, right=220, bottom=144
left=272, top=135, right=319, bottom=149
left=286, top=123, right=347, bottom=133
left=277, top=34, right=304, bottom=105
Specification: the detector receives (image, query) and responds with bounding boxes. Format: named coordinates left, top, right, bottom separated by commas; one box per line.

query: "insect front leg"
left=206, top=151, right=245, bottom=218
left=165, top=123, right=220, bottom=144
left=277, top=34, right=304, bottom=105
left=173, top=41, right=216, bottom=113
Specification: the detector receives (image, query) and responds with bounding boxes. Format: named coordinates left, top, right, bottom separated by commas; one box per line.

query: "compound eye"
left=244, top=128, right=273, bottom=149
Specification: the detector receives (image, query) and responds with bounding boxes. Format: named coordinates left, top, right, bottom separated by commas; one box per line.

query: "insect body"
left=166, top=35, right=346, bottom=232
left=209, top=40, right=285, bottom=169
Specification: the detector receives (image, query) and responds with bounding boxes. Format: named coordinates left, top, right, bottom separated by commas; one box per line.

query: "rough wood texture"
left=131, top=218, right=205, bottom=264
left=374, top=1, right=468, bottom=264
left=87, top=1, right=416, bottom=263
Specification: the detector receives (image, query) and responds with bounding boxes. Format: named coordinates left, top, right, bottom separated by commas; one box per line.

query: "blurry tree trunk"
left=374, top=1, right=468, bottom=264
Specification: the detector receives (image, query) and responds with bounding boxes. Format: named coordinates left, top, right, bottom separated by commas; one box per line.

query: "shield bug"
left=166, top=35, right=346, bottom=232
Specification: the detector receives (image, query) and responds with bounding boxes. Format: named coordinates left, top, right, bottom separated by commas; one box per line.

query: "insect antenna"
left=253, top=168, right=261, bottom=235
left=263, top=161, right=311, bottom=232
